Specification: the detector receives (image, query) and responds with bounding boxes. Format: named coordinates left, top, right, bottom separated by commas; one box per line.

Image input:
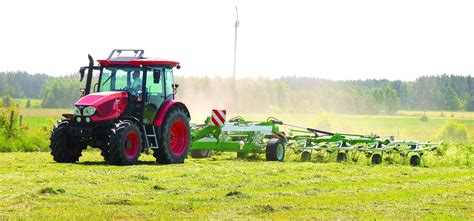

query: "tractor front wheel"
left=154, top=108, right=190, bottom=164
left=266, top=138, right=285, bottom=161
left=50, top=120, right=85, bottom=163
left=106, top=121, right=142, bottom=165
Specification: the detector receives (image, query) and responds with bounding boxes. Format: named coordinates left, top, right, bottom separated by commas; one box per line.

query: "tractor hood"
left=75, top=91, right=129, bottom=122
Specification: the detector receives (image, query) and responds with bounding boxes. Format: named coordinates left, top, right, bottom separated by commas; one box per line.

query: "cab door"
left=143, top=68, right=165, bottom=125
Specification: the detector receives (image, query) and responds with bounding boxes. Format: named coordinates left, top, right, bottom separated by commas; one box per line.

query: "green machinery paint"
left=190, top=114, right=286, bottom=161
left=189, top=111, right=441, bottom=166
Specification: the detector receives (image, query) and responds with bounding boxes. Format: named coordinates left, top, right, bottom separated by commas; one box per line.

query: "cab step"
left=143, top=125, right=159, bottom=149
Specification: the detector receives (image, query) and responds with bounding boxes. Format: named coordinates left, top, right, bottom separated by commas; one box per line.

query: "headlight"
left=73, top=106, right=81, bottom=116
left=83, top=106, right=96, bottom=116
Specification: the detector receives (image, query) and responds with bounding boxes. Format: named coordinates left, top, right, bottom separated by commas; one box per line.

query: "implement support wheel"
left=371, top=153, right=383, bottom=165
left=410, top=155, right=421, bottom=166
left=190, top=149, right=212, bottom=158
left=337, top=152, right=348, bottom=162
left=301, top=151, right=311, bottom=161
left=237, top=152, right=248, bottom=158
left=266, top=138, right=285, bottom=161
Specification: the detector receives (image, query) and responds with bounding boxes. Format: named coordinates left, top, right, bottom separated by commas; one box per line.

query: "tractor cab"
left=50, top=50, right=191, bottom=166
left=93, top=49, right=181, bottom=125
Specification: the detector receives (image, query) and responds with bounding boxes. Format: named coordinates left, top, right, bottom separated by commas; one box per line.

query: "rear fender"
left=153, top=100, right=190, bottom=126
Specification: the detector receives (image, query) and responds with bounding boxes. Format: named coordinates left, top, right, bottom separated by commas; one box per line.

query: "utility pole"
left=233, top=6, right=239, bottom=91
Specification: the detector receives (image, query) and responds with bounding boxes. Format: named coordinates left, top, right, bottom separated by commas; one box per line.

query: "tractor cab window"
left=165, top=68, right=174, bottom=98
left=99, top=67, right=142, bottom=92
left=143, top=67, right=165, bottom=125
left=146, top=67, right=165, bottom=101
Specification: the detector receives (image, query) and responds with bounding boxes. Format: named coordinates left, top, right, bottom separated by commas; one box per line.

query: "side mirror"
left=79, top=67, right=86, bottom=82
left=153, top=70, right=161, bottom=83
left=80, top=88, right=86, bottom=97
left=172, top=84, right=179, bottom=94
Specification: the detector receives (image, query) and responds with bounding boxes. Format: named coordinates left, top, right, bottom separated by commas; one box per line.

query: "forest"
left=1, top=71, right=473, bottom=114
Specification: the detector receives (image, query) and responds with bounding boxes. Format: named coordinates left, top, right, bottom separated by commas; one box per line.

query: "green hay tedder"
left=189, top=110, right=441, bottom=166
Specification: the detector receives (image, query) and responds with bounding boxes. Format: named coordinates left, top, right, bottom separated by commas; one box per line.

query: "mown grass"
left=0, top=109, right=472, bottom=219
left=0, top=152, right=472, bottom=220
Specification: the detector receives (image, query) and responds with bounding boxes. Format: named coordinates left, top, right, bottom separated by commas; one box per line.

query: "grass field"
left=0, top=152, right=472, bottom=220
left=1, top=108, right=473, bottom=219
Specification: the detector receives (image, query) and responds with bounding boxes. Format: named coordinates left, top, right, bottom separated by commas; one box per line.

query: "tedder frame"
left=188, top=111, right=441, bottom=166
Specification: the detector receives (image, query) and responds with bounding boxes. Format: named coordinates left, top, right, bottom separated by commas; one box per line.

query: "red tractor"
left=50, top=49, right=191, bottom=165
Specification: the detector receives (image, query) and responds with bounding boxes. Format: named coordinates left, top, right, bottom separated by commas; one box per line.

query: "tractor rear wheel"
left=106, top=121, right=142, bottom=165
left=50, top=120, right=85, bottom=163
left=190, top=149, right=212, bottom=158
left=154, top=108, right=190, bottom=164
left=266, top=138, right=285, bottom=161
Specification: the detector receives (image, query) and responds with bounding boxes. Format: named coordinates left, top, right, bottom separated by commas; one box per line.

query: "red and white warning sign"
left=211, top=109, right=226, bottom=126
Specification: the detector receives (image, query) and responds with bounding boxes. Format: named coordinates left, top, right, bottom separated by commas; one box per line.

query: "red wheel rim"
left=169, top=119, right=188, bottom=155
left=124, top=131, right=139, bottom=159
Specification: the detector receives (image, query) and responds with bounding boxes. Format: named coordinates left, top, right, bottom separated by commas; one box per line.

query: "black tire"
left=50, top=120, right=86, bottom=163
left=100, top=148, right=109, bottom=161
left=301, top=151, right=311, bottom=161
left=371, top=153, right=382, bottom=165
left=410, top=155, right=421, bottom=166
left=106, top=121, right=142, bottom=165
left=154, top=108, right=190, bottom=164
left=237, top=152, right=248, bottom=158
left=190, top=149, right=211, bottom=158
left=266, top=138, right=285, bottom=161
left=315, top=154, right=325, bottom=163
left=336, top=152, right=348, bottom=162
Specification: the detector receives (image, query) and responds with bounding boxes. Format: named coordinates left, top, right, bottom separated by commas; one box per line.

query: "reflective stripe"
left=211, top=109, right=226, bottom=126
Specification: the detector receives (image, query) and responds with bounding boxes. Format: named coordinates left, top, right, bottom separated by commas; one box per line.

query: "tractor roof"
left=97, top=49, right=180, bottom=68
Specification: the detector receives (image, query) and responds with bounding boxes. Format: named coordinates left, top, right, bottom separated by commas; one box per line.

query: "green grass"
left=17, top=108, right=69, bottom=129
left=12, top=98, right=42, bottom=108
left=0, top=152, right=472, bottom=219
left=0, top=109, right=472, bottom=219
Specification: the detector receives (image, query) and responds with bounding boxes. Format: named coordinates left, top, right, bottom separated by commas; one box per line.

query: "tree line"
left=176, top=74, right=474, bottom=114
left=0, top=71, right=51, bottom=99
left=0, top=71, right=473, bottom=114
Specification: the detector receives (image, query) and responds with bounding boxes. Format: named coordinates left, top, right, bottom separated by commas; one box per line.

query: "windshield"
left=99, top=67, right=142, bottom=92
